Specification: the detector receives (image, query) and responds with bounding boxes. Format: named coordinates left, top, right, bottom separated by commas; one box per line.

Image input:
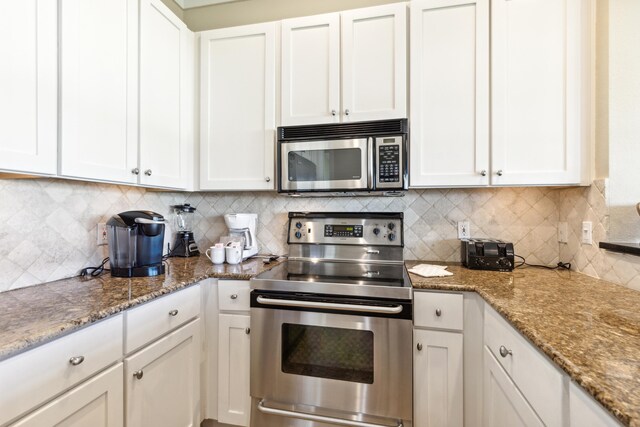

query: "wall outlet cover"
left=558, top=222, right=569, bottom=243
left=458, top=221, right=471, bottom=239
left=97, top=223, right=108, bottom=246
left=581, top=221, right=593, bottom=245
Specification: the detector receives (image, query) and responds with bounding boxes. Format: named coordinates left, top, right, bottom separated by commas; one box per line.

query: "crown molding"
left=174, top=0, right=242, bottom=9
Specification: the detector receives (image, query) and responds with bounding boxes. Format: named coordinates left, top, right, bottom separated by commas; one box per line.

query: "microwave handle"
left=367, top=137, right=374, bottom=189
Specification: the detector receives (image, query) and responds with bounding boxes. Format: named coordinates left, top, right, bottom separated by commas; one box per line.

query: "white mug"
left=206, top=245, right=225, bottom=264
left=225, top=245, right=243, bottom=265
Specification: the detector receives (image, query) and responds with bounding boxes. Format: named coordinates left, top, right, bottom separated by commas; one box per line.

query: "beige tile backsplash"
left=0, top=177, right=637, bottom=292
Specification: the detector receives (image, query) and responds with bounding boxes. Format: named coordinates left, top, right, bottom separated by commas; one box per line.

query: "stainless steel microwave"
left=277, top=119, right=408, bottom=195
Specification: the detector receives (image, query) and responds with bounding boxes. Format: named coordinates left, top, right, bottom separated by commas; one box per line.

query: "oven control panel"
left=289, top=215, right=402, bottom=246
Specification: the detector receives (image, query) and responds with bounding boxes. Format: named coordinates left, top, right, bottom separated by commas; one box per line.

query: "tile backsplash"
left=0, top=178, right=561, bottom=292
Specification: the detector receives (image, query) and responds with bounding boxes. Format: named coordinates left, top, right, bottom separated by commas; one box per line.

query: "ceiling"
left=174, top=0, right=242, bottom=9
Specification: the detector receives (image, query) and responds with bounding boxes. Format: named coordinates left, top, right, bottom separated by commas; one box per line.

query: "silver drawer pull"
left=257, top=400, right=403, bottom=427
left=256, top=296, right=402, bottom=314
left=499, top=345, right=513, bottom=358
left=417, top=343, right=423, bottom=351
left=133, top=370, right=144, bottom=380
left=168, top=309, right=179, bottom=316
left=435, top=308, right=442, bottom=317
left=230, top=294, right=238, bottom=300
left=366, top=249, right=380, bottom=255
left=69, top=356, right=85, bottom=366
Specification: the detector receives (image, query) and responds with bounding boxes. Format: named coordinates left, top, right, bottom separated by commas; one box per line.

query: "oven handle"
left=367, top=137, right=374, bottom=189
left=255, top=296, right=403, bottom=314
left=257, top=400, right=403, bottom=427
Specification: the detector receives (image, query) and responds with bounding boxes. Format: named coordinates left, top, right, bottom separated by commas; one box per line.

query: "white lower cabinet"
left=570, top=382, right=622, bottom=427
left=483, top=347, right=543, bottom=427
left=125, top=318, right=201, bottom=427
left=414, top=329, right=463, bottom=427
left=9, top=364, right=124, bottom=427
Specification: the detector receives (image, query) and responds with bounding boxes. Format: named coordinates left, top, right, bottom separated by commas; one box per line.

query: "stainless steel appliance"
left=106, top=210, right=166, bottom=277
left=250, top=212, right=412, bottom=427
left=277, top=119, right=408, bottom=195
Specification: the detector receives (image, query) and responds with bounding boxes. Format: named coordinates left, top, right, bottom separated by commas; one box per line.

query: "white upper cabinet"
left=0, top=0, right=57, bottom=175
left=410, top=0, right=489, bottom=187
left=199, top=23, right=277, bottom=190
left=139, top=0, right=194, bottom=189
left=281, top=13, right=340, bottom=125
left=341, top=4, right=407, bottom=122
left=60, top=0, right=139, bottom=184
left=281, top=4, right=407, bottom=126
left=491, top=0, right=592, bottom=186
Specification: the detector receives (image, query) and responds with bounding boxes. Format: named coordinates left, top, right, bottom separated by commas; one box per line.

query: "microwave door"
left=281, top=139, right=369, bottom=192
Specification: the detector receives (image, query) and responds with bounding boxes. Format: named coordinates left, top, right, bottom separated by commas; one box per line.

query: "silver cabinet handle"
left=331, top=110, right=337, bottom=116
left=265, top=176, right=271, bottom=182
left=435, top=308, right=442, bottom=317
left=480, top=170, right=487, bottom=176
left=345, top=109, right=351, bottom=116
left=417, top=343, right=423, bottom=351
left=144, top=169, right=152, bottom=176
left=131, top=168, right=140, bottom=175
left=256, top=296, right=402, bottom=314
left=496, top=170, right=504, bottom=176
left=133, top=370, right=144, bottom=380
left=257, top=400, right=403, bottom=427
left=230, top=294, right=238, bottom=300
left=168, top=309, right=178, bottom=316
left=245, top=327, right=251, bottom=335
left=69, top=356, right=85, bottom=366
left=499, top=345, right=513, bottom=358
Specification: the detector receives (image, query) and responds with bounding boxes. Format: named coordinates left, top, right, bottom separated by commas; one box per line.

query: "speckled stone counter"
left=0, top=255, right=282, bottom=361
left=407, top=261, right=640, bottom=427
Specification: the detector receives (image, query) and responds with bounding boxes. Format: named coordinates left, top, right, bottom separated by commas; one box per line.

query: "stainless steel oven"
left=250, top=212, right=413, bottom=427
left=277, top=119, right=408, bottom=195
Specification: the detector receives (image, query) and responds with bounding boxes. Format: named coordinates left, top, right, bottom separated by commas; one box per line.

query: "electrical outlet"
left=457, top=221, right=471, bottom=239
left=581, top=221, right=593, bottom=245
left=558, top=222, right=568, bottom=243
left=97, top=223, right=108, bottom=246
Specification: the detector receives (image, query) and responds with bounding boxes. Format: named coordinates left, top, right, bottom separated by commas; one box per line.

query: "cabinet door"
left=414, top=329, right=463, bottom=427
left=409, top=0, right=489, bottom=187
left=200, top=23, right=276, bottom=190
left=10, top=364, right=123, bottom=427
left=139, top=0, right=193, bottom=189
left=0, top=0, right=57, bottom=175
left=59, top=0, right=138, bottom=184
left=569, top=382, right=621, bottom=427
left=281, top=13, right=341, bottom=125
left=484, top=347, right=544, bottom=427
left=491, top=0, right=591, bottom=185
left=218, top=314, right=250, bottom=426
left=126, top=319, right=201, bottom=427
left=341, top=4, right=407, bottom=122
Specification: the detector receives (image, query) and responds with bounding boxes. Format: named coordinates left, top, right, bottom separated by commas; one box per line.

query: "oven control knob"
left=295, top=222, right=302, bottom=229
left=373, top=227, right=380, bottom=236
left=295, top=231, right=302, bottom=239
left=388, top=222, right=395, bottom=231
left=388, top=233, right=396, bottom=242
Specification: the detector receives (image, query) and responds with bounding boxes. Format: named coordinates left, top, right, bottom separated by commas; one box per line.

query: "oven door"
left=279, top=138, right=371, bottom=192
left=250, top=291, right=412, bottom=426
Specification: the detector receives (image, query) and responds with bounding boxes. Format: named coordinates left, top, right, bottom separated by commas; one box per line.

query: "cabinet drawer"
left=125, top=284, right=201, bottom=354
left=0, top=314, right=123, bottom=426
left=414, top=291, right=463, bottom=331
left=484, top=305, right=565, bottom=427
left=218, top=280, right=250, bottom=312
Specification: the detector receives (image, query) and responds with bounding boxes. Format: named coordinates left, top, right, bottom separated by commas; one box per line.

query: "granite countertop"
left=407, top=261, right=640, bottom=427
left=0, top=255, right=282, bottom=361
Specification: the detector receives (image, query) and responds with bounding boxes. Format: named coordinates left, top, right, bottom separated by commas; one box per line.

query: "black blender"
left=169, top=204, right=200, bottom=257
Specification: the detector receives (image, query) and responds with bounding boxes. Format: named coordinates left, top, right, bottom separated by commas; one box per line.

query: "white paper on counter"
left=408, top=264, right=453, bottom=278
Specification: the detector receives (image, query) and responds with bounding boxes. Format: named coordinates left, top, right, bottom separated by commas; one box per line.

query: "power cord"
left=514, top=255, right=571, bottom=271
left=80, top=257, right=110, bottom=277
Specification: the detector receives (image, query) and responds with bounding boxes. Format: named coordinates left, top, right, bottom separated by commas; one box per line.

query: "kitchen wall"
left=0, top=178, right=560, bottom=292
left=559, top=180, right=640, bottom=291
left=180, top=0, right=406, bottom=31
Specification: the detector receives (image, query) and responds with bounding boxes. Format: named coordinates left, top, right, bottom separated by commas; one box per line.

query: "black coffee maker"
left=107, top=210, right=166, bottom=277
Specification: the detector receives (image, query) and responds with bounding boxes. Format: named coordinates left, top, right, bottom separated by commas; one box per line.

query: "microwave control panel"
left=375, top=136, right=404, bottom=189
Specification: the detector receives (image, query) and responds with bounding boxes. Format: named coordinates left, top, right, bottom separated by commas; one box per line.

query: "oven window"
left=281, top=323, right=374, bottom=384
left=288, top=148, right=362, bottom=182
